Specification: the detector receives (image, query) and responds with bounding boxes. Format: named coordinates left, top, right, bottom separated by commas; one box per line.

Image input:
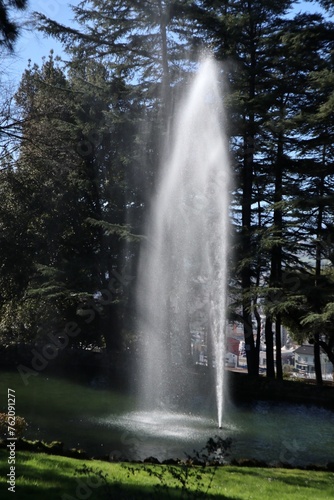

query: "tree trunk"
left=272, top=127, right=284, bottom=380
left=265, top=317, right=275, bottom=378
left=254, top=303, right=261, bottom=372
left=314, top=172, right=325, bottom=385
left=318, top=340, right=334, bottom=366
left=158, top=0, right=171, bottom=131
left=241, top=131, right=257, bottom=376
left=240, top=6, right=259, bottom=377
left=275, top=315, right=283, bottom=380
left=104, top=303, right=123, bottom=352
left=314, top=333, right=323, bottom=385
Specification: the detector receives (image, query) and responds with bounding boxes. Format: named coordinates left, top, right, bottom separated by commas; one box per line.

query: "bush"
left=0, top=412, right=28, bottom=438
left=283, top=364, right=293, bottom=379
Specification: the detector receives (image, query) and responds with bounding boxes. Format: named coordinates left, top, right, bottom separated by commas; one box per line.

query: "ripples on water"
left=89, top=402, right=334, bottom=465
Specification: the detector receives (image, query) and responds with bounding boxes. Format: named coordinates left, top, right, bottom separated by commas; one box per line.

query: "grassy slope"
left=0, top=451, right=334, bottom=500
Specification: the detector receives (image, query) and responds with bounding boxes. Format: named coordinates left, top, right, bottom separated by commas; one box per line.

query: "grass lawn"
left=0, top=450, right=333, bottom=499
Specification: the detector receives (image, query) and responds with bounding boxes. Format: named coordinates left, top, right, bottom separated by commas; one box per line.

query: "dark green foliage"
left=0, top=53, right=141, bottom=350
left=317, top=0, right=334, bottom=12
left=0, top=0, right=27, bottom=50
left=1, top=0, right=334, bottom=380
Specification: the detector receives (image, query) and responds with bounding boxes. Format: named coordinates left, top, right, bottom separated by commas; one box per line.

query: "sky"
left=2, top=0, right=80, bottom=84
left=1, top=0, right=331, bottom=87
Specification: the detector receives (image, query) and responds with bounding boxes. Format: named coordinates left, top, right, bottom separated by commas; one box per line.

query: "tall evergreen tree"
left=34, top=1, right=196, bottom=125
left=0, top=55, right=105, bottom=345
left=25, top=0, right=334, bottom=378
left=192, top=0, right=295, bottom=375
left=257, top=11, right=334, bottom=379
left=282, top=35, right=334, bottom=381
left=3, top=52, right=144, bottom=351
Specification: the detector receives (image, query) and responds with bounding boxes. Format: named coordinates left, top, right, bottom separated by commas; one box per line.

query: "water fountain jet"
left=137, top=57, right=230, bottom=428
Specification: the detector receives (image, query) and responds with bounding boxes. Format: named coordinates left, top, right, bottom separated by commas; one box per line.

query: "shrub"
left=0, top=412, right=28, bottom=438
left=74, top=436, right=233, bottom=499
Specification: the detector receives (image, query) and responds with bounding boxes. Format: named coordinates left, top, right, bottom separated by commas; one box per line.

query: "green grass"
left=0, top=450, right=334, bottom=500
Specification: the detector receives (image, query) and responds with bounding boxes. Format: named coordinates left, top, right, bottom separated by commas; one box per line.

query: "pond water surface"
left=88, top=401, right=334, bottom=466
left=2, top=372, right=333, bottom=466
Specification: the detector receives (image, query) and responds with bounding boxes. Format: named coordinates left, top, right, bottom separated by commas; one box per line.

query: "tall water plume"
left=137, top=57, right=230, bottom=428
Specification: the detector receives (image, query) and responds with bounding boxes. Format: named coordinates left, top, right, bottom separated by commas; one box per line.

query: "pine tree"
left=0, top=54, right=101, bottom=344
left=0, top=0, right=28, bottom=50
left=30, top=0, right=334, bottom=378
left=283, top=41, right=334, bottom=382
left=34, top=0, right=197, bottom=125
left=256, top=12, right=331, bottom=378
left=191, top=0, right=295, bottom=375
left=1, top=51, right=145, bottom=352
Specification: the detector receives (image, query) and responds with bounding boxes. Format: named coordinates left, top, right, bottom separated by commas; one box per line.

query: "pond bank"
left=227, top=371, right=334, bottom=410
left=1, top=439, right=334, bottom=471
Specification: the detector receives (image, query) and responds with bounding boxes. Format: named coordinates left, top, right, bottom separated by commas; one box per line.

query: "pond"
left=89, top=402, right=334, bottom=466
left=1, top=372, right=334, bottom=466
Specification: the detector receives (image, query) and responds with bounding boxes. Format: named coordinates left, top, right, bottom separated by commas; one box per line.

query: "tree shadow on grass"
left=224, top=466, right=333, bottom=496
left=265, top=469, right=334, bottom=493
left=4, top=482, right=240, bottom=500
left=0, top=451, right=240, bottom=500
